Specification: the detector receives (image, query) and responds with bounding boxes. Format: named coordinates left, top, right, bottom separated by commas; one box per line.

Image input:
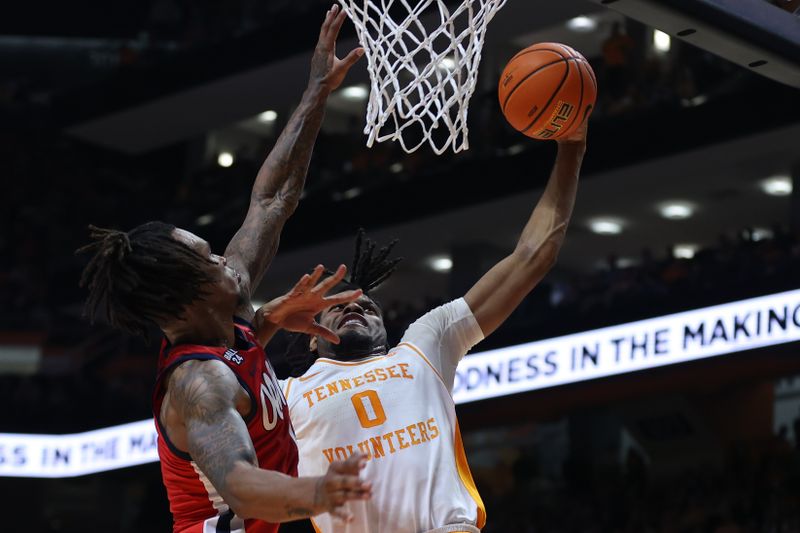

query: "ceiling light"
left=438, top=57, right=456, bottom=70
left=566, top=16, right=597, bottom=32
left=342, top=187, right=362, bottom=200
left=674, top=244, right=699, bottom=259
left=196, top=214, right=214, bottom=226
left=680, top=94, right=708, bottom=108
left=658, top=201, right=695, bottom=220
left=217, top=152, right=234, bottom=168
left=588, top=217, right=623, bottom=235
left=341, top=85, right=369, bottom=100
left=653, top=30, right=671, bottom=52
left=751, top=227, right=774, bottom=241
left=617, top=257, right=638, bottom=268
left=258, top=110, right=278, bottom=122
left=506, top=144, right=525, bottom=156
left=761, top=175, right=792, bottom=196
left=429, top=255, right=453, bottom=272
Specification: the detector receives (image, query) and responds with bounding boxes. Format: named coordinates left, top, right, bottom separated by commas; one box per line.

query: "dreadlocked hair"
left=77, top=222, right=217, bottom=339
left=283, top=228, right=403, bottom=377
left=348, top=228, right=402, bottom=293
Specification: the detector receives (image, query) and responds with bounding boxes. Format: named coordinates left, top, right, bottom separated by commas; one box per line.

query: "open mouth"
left=339, top=312, right=367, bottom=328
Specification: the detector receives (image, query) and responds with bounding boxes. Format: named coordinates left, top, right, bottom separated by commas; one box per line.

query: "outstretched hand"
left=315, top=452, right=372, bottom=521
left=309, top=4, right=364, bottom=93
left=256, top=265, right=362, bottom=344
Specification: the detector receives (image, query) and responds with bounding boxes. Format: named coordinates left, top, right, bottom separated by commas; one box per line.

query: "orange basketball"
left=498, top=42, right=597, bottom=140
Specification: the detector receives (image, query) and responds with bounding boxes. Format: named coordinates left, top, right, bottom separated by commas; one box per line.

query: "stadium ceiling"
left=62, top=0, right=604, bottom=153
left=587, top=0, right=800, bottom=89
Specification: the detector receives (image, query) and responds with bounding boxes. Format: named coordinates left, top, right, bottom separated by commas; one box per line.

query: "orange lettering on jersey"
left=302, top=365, right=416, bottom=410
left=357, top=440, right=372, bottom=459
left=314, top=386, right=327, bottom=402
left=382, top=432, right=397, bottom=453
left=417, top=421, right=430, bottom=442
left=407, top=424, right=421, bottom=446
left=427, top=418, right=440, bottom=440
left=398, top=363, right=413, bottom=379
left=395, top=430, right=410, bottom=450
left=320, top=417, right=441, bottom=464
left=303, top=390, right=315, bottom=408
left=370, top=437, right=385, bottom=458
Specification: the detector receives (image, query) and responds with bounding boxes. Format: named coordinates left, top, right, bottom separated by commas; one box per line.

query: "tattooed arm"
left=225, top=5, right=363, bottom=321
left=168, top=359, right=371, bottom=522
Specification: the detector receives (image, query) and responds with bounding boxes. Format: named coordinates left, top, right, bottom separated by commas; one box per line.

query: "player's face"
left=171, top=229, right=243, bottom=307
left=318, top=294, right=388, bottom=357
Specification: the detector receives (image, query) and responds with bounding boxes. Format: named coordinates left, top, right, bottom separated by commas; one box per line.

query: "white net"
left=339, top=0, right=506, bottom=154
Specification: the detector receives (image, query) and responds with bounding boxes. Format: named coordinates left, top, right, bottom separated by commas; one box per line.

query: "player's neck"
left=319, top=344, right=387, bottom=361
left=164, top=306, right=236, bottom=347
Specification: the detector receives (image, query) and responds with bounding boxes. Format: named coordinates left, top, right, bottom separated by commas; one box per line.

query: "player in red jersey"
left=78, top=6, right=371, bottom=532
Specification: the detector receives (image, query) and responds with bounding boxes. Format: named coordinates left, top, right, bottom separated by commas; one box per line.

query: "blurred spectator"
left=602, top=21, right=636, bottom=108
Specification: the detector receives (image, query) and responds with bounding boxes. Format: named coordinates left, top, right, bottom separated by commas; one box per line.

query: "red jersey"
left=153, top=317, right=298, bottom=533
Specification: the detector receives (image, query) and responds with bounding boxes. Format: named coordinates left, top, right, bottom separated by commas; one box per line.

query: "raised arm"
left=225, top=6, right=363, bottom=312
left=169, top=359, right=370, bottom=522
left=464, top=123, right=588, bottom=337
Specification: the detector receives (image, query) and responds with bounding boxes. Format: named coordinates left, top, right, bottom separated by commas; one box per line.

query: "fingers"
left=328, top=5, right=348, bottom=42
left=319, top=5, right=336, bottom=39
left=331, top=452, right=367, bottom=474
left=313, top=264, right=348, bottom=295
left=307, top=264, right=325, bottom=288
left=290, top=273, right=311, bottom=295
left=320, top=4, right=346, bottom=46
left=329, top=504, right=353, bottom=522
left=322, top=453, right=371, bottom=518
left=323, top=288, right=362, bottom=307
left=307, top=322, right=340, bottom=345
left=340, top=47, right=365, bottom=70
left=326, top=473, right=371, bottom=502
left=290, top=264, right=324, bottom=295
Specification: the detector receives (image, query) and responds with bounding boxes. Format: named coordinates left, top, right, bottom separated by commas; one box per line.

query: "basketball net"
left=339, top=0, right=506, bottom=154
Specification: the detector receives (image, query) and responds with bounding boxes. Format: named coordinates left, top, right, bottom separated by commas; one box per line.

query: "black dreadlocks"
left=283, top=228, right=403, bottom=377
left=348, top=228, right=402, bottom=293
left=77, top=222, right=216, bottom=339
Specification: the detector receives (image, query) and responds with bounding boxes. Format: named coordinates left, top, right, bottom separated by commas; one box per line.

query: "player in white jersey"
left=282, top=121, right=588, bottom=533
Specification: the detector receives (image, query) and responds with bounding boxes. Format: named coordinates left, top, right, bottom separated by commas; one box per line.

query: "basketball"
left=498, top=42, right=597, bottom=140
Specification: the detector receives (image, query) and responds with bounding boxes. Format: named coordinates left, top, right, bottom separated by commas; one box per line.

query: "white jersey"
left=282, top=299, right=485, bottom=533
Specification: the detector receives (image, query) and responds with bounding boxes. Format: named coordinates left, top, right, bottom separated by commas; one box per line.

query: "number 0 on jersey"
left=351, top=390, right=387, bottom=428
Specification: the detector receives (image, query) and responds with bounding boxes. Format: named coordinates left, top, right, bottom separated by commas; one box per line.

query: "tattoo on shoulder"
left=170, top=360, right=234, bottom=421
left=169, top=360, right=257, bottom=493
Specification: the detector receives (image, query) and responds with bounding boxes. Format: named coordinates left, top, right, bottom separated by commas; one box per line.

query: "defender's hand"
left=314, top=453, right=372, bottom=521
left=309, top=4, right=364, bottom=93
left=257, top=265, right=362, bottom=344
